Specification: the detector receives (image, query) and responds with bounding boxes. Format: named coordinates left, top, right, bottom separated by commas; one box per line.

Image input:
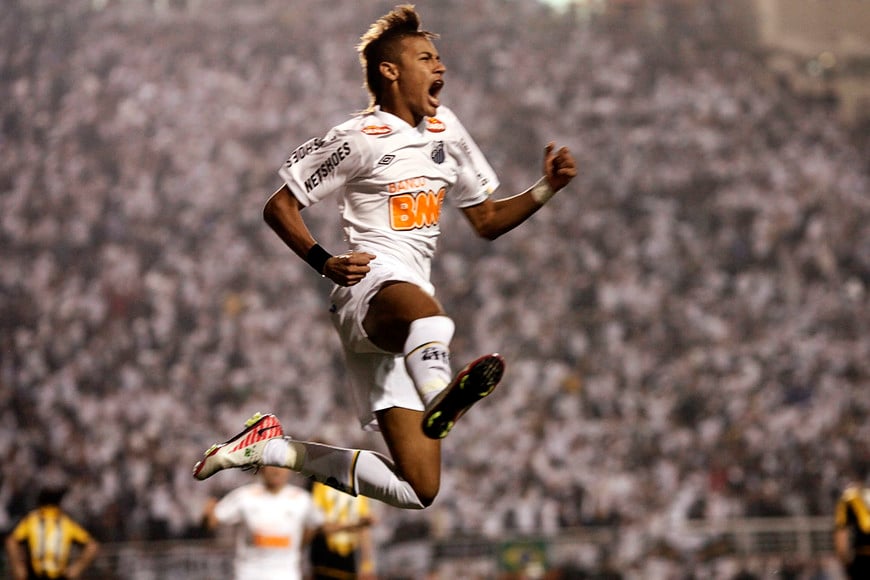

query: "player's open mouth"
left=429, top=79, right=444, bottom=107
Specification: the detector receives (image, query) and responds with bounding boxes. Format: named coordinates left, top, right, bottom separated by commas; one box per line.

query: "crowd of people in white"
left=2, top=0, right=868, bottom=574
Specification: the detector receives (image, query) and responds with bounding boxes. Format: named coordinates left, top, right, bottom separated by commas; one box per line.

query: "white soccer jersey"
left=213, top=483, right=325, bottom=580
left=279, top=105, right=500, bottom=282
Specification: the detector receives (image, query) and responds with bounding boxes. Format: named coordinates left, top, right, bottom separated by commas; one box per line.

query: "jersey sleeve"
left=311, top=482, right=327, bottom=510
left=356, top=495, right=370, bottom=519
left=10, top=514, right=33, bottom=541
left=63, top=516, right=93, bottom=544
left=305, top=495, right=326, bottom=529
left=444, top=110, right=500, bottom=208
left=835, top=493, right=850, bottom=528
left=278, top=127, right=368, bottom=207
left=213, top=488, right=245, bottom=526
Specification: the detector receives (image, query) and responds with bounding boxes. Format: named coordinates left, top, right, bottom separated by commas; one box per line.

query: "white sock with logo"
left=403, top=315, right=455, bottom=408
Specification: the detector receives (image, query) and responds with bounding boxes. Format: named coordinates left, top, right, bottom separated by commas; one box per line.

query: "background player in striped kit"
left=194, top=4, right=576, bottom=511
left=5, top=486, right=100, bottom=580
left=834, top=469, right=870, bottom=580
left=309, top=480, right=377, bottom=580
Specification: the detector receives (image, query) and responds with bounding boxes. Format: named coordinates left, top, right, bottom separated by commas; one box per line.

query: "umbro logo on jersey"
left=426, top=117, right=446, bottom=132
left=378, top=155, right=396, bottom=166
left=362, top=125, right=392, bottom=136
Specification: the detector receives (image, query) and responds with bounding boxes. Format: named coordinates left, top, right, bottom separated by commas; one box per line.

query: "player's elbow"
left=262, top=191, right=281, bottom=226
left=86, top=540, right=100, bottom=557
left=467, top=214, right=504, bottom=241
left=470, top=220, right=505, bottom=241
left=263, top=186, right=295, bottom=230
left=477, top=227, right=504, bottom=242
left=464, top=200, right=506, bottom=241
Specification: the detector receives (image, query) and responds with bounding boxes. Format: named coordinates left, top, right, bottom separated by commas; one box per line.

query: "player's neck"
left=379, top=100, right=421, bottom=128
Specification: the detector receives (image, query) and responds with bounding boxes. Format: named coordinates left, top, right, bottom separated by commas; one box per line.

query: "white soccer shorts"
left=329, top=254, right=437, bottom=431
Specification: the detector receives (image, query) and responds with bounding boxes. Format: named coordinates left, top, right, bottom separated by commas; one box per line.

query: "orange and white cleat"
left=193, top=412, right=284, bottom=481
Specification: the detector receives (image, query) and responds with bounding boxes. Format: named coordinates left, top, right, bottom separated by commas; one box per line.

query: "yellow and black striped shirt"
left=10, top=506, right=94, bottom=578
left=311, top=482, right=371, bottom=557
left=835, top=485, right=870, bottom=555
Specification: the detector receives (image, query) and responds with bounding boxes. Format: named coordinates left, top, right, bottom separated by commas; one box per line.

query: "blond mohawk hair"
left=357, top=4, right=438, bottom=112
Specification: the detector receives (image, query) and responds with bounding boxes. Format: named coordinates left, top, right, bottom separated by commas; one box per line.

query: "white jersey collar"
left=373, top=106, right=432, bottom=135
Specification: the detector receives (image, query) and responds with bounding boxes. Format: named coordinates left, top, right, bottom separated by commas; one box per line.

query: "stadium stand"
left=2, top=0, right=868, bottom=577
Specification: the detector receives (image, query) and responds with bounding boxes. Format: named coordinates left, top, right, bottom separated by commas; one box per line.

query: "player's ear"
left=380, top=61, right=399, bottom=81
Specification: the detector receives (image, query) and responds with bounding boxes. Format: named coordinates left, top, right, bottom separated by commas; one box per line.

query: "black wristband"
left=305, top=243, right=332, bottom=275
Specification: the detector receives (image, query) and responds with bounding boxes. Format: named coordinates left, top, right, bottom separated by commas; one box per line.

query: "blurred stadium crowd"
left=2, top=0, right=868, bottom=573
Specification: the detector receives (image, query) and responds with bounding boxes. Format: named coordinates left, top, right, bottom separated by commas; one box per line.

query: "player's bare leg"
left=363, top=281, right=445, bottom=353
left=366, top=282, right=505, bottom=439
left=375, top=407, right=442, bottom=504
left=194, top=412, right=432, bottom=509
left=193, top=281, right=500, bottom=508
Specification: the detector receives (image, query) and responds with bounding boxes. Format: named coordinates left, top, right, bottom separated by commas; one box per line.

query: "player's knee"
left=412, top=481, right=439, bottom=508
left=417, top=491, right=437, bottom=509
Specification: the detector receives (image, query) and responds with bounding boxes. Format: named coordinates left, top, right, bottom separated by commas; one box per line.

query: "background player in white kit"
left=203, top=467, right=325, bottom=580
left=194, top=5, right=577, bottom=510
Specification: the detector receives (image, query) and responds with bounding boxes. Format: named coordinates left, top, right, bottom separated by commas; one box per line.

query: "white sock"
left=353, top=449, right=426, bottom=509
left=267, top=440, right=425, bottom=509
left=403, top=315, right=455, bottom=407
left=262, top=437, right=304, bottom=470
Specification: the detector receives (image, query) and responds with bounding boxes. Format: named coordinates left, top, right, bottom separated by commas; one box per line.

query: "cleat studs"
left=244, top=412, right=263, bottom=427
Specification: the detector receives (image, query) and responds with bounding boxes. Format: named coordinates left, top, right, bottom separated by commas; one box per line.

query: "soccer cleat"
left=193, top=412, right=284, bottom=481
left=422, top=353, right=505, bottom=439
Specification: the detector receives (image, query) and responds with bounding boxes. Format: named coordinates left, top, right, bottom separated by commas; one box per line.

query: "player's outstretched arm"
left=263, top=185, right=374, bottom=286
left=461, top=142, right=577, bottom=240
left=542, top=141, right=577, bottom=194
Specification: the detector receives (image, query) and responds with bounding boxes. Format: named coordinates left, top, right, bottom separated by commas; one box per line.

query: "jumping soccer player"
left=194, top=4, right=576, bottom=510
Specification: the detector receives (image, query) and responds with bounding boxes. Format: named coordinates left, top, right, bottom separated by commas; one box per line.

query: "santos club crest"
left=431, top=141, right=445, bottom=164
